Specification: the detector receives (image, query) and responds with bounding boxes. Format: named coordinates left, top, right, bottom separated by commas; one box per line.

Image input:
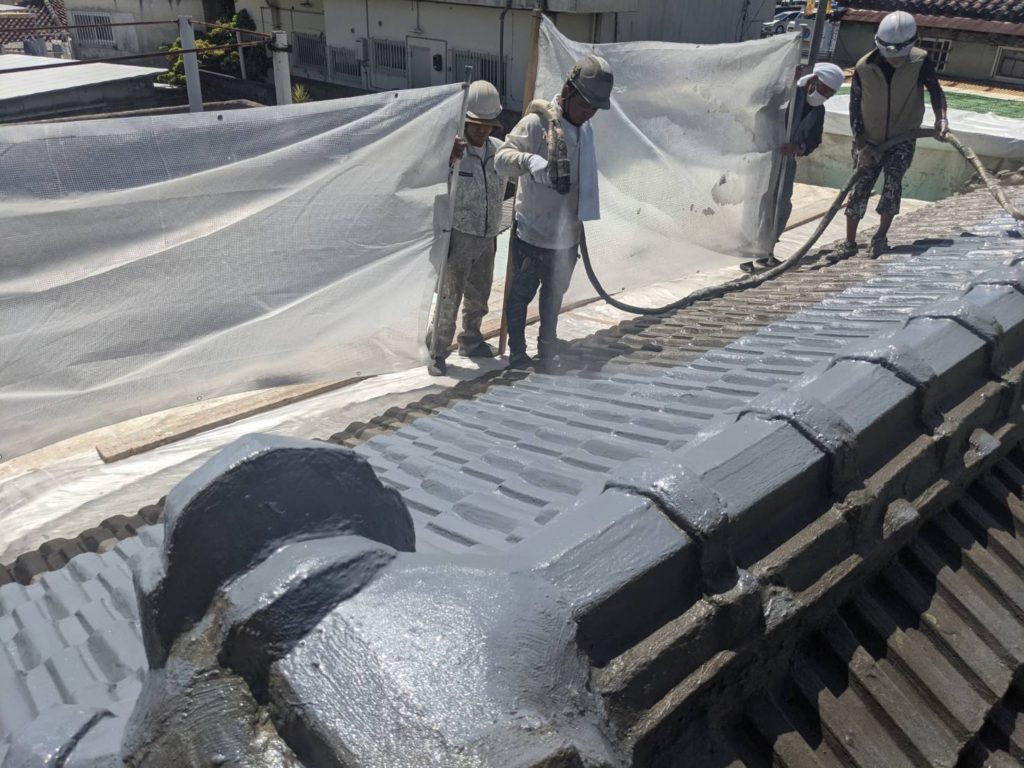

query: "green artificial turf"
left=836, top=85, right=1024, bottom=119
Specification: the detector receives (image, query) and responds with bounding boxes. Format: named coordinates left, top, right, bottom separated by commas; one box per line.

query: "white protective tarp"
left=0, top=86, right=463, bottom=460
left=536, top=18, right=800, bottom=303
left=1, top=24, right=799, bottom=463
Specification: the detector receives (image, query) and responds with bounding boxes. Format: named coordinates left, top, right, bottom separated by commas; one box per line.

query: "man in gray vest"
left=831, top=10, right=947, bottom=262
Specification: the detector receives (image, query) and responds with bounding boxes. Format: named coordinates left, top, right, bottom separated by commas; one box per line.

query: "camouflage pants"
left=426, top=230, right=496, bottom=358
left=845, top=139, right=916, bottom=219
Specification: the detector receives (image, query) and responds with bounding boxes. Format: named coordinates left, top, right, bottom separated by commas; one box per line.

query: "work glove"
left=527, top=154, right=550, bottom=185
left=935, top=116, right=950, bottom=140
left=852, top=136, right=880, bottom=170
left=449, top=137, right=466, bottom=166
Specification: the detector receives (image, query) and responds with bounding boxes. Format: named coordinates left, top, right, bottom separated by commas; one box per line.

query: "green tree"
left=158, top=10, right=270, bottom=86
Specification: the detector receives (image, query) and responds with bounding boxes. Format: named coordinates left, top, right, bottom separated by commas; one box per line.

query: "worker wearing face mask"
left=741, top=61, right=844, bottom=274
left=830, top=10, right=948, bottom=263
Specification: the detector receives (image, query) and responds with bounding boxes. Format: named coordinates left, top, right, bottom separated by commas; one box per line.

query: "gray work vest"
left=452, top=137, right=506, bottom=238
left=856, top=47, right=927, bottom=146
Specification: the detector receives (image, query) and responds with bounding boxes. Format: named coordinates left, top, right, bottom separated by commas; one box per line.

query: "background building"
left=237, top=0, right=773, bottom=111
left=833, top=0, right=1024, bottom=87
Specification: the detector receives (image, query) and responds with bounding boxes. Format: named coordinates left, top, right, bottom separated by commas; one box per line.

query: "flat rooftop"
left=0, top=53, right=163, bottom=101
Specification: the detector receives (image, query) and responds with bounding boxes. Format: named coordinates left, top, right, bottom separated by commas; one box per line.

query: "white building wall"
left=619, top=0, right=771, bottom=44
left=238, top=0, right=772, bottom=108
left=65, top=0, right=207, bottom=62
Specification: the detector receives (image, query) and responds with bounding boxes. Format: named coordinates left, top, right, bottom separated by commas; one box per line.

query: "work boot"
left=427, top=356, right=447, bottom=376
left=537, top=338, right=568, bottom=360
left=458, top=341, right=497, bottom=358
left=868, top=234, right=890, bottom=259
left=537, top=354, right=565, bottom=373
left=739, top=261, right=756, bottom=274
left=756, top=256, right=782, bottom=268
left=825, top=240, right=858, bottom=264
left=508, top=352, right=535, bottom=370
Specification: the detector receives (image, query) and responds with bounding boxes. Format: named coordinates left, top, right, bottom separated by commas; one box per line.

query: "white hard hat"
left=569, top=54, right=614, bottom=110
left=875, top=11, right=917, bottom=59
left=465, top=80, right=503, bottom=128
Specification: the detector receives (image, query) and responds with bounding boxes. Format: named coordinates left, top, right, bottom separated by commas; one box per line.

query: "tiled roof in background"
left=848, top=0, right=1024, bottom=23
left=0, top=0, right=68, bottom=48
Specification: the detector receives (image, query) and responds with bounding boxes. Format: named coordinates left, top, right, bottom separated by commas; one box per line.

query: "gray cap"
left=568, top=54, right=613, bottom=110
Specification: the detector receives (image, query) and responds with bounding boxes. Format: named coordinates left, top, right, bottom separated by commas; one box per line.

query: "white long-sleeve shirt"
left=494, top=111, right=582, bottom=251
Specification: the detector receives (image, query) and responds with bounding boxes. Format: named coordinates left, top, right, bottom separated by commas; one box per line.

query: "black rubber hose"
left=580, top=128, right=950, bottom=316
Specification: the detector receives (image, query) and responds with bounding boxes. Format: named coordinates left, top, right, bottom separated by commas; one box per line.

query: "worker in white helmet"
left=495, top=54, right=613, bottom=370
left=740, top=61, right=844, bottom=274
left=830, top=10, right=948, bottom=262
left=426, top=81, right=508, bottom=377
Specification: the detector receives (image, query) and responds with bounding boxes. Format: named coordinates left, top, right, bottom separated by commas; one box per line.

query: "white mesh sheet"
left=536, top=19, right=800, bottom=302
left=0, top=86, right=463, bottom=460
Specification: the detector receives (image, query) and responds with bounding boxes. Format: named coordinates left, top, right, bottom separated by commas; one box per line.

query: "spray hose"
left=580, top=129, right=1023, bottom=316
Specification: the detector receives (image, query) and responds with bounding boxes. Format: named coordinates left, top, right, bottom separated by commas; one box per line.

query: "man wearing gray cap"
left=496, top=54, right=612, bottom=369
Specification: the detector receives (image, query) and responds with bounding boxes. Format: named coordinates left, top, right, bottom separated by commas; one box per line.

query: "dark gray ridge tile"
left=800, top=360, right=917, bottom=440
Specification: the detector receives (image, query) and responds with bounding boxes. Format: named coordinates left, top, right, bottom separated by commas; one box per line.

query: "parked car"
left=762, top=10, right=803, bottom=36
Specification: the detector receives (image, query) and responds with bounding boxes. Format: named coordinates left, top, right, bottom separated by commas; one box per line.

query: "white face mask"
left=806, top=89, right=827, bottom=107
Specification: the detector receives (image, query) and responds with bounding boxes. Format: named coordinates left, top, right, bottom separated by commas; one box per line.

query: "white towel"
left=553, top=94, right=601, bottom=222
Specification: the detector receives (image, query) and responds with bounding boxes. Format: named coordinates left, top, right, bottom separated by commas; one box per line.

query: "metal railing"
left=450, top=48, right=506, bottom=90
left=371, top=37, right=405, bottom=76
left=328, top=45, right=361, bottom=82
left=292, top=30, right=326, bottom=75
